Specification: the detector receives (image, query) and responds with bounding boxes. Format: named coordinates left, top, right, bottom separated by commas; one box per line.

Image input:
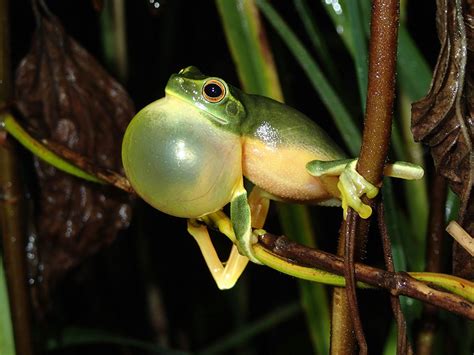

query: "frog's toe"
left=306, top=158, right=354, bottom=177
left=338, top=160, right=379, bottom=219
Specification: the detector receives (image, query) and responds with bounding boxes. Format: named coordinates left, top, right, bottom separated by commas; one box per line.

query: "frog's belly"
left=242, top=139, right=337, bottom=203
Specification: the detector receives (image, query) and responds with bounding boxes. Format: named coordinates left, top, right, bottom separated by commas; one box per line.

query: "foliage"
left=0, top=1, right=473, bottom=354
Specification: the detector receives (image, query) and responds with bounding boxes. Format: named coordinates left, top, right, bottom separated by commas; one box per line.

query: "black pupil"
left=204, top=83, right=222, bottom=98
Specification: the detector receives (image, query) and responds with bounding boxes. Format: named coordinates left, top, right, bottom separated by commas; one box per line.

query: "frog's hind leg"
left=187, top=186, right=270, bottom=290
left=248, top=185, right=270, bottom=230
left=188, top=220, right=249, bottom=290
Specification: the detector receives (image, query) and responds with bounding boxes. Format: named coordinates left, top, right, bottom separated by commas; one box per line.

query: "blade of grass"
left=323, top=0, right=432, bottom=103
left=445, top=188, right=460, bottom=221
left=277, top=204, right=330, bottom=355
left=0, top=1, right=15, bottom=353
left=197, top=302, right=301, bottom=355
left=46, top=327, right=189, bottom=355
left=1, top=114, right=103, bottom=184
left=216, top=2, right=330, bottom=354
left=397, top=26, right=432, bottom=102
left=0, top=253, right=16, bottom=355
left=99, top=0, right=128, bottom=83
left=294, top=0, right=340, bottom=83
left=321, top=0, right=353, bottom=55
left=216, top=0, right=283, bottom=100
left=399, top=93, right=428, bottom=266
left=346, top=1, right=368, bottom=109
left=256, top=0, right=361, bottom=156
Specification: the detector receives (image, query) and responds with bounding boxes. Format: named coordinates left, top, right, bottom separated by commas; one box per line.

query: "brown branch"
left=0, top=0, right=35, bottom=353
left=334, top=0, right=401, bottom=353
left=358, top=0, right=400, bottom=180
left=257, top=233, right=474, bottom=321
left=42, top=139, right=134, bottom=194
left=416, top=174, right=448, bottom=355
left=344, top=210, right=367, bottom=354
left=377, top=203, right=412, bottom=355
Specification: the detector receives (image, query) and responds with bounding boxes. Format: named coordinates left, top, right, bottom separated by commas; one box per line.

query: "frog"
left=121, top=66, right=423, bottom=290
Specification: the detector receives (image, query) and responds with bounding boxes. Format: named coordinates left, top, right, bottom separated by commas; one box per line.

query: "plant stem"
left=415, top=174, right=447, bottom=355
left=100, top=0, right=128, bottom=83
left=358, top=0, right=399, bottom=179
left=257, top=234, right=474, bottom=320
left=332, top=0, right=401, bottom=353
left=0, top=0, right=34, bottom=353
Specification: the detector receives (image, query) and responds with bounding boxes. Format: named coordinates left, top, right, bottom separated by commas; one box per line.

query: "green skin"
left=122, top=66, right=345, bottom=218
left=121, top=66, right=423, bottom=288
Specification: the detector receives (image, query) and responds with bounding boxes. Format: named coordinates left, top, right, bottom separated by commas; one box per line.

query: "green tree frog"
left=121, top=66, right=423, bottom=289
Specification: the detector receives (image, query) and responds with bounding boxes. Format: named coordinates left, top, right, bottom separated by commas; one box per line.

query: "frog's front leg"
left=187, top=184, right=269, bottom=289
left=307, top=158, right=424, bottom=219
left=230, top=179, right=265, bottom=264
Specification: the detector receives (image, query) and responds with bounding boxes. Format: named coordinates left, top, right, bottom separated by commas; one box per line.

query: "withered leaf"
left=411, top=0, right=474, bottom=279
left=14, top=2, right=134, bottom=314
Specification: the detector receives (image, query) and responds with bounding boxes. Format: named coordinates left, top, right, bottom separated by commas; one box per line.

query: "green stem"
left=0, top=253, right=15, bottom=355
left=253, top=243, right=474, bottom=303
left=100, top=0, right=128, bottom=83
left=216, top=2, right=330, bottom=354
left=197, top=302, right=301, bottom=355
left=1, top=114, right=103, bottom=184
left=0, top=0, right=33, bottom=353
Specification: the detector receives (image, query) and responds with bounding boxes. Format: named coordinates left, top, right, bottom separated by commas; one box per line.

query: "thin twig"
left=377, top=202, right=412, bottom=355
left=344, top=210, right=367, bottom=354
left=257, top=233, right=474, bottom=320
left=416, top=173, right=447, bottom=355
left=339, top=0, right=400, bottom=352
left=0, top=0, right=34, bottom=353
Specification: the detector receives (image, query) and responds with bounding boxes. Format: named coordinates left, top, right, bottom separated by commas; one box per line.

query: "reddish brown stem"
left=416, top=174, right=448, bottom=355
left=0, top=0, right=34, bottom=353
left=335, top=0, right=400, bottom=353
left=258, top=233, right=474, bottom=321
left=377, top=203, right=412, bottom=354
left=344, top=210, right=367, bottom=354
left=358, top=0, right=400, bottom=180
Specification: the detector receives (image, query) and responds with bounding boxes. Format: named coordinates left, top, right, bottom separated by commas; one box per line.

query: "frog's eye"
left=202, top=79, right=226, bottom=103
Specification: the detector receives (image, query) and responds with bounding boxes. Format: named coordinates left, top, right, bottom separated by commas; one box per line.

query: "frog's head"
left=122, top=67, right=244, bottom=219
left=164, top=66, right=246, bottom=129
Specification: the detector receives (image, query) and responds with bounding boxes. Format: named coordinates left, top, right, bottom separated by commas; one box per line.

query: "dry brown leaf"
left=14, top=1, right=134, bottom=314
left=411, top=0, right=474, bottom=279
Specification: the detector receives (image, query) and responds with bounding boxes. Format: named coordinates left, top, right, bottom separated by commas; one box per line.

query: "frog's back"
left=240, top=94, right=345, bottom=203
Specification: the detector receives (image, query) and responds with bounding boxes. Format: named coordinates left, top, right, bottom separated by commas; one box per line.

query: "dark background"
left=7, top=1, right=438, bottom=354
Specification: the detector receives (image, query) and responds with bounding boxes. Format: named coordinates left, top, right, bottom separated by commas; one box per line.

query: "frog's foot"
left=338, top=160, right=378, bottom=219
left=307, top=159, right=424, bottom=219
left=383, top=161, right=424, bottom=180
left=187, top=219, right=249, bottom=290
left=307, top=159, right=378, bottom=219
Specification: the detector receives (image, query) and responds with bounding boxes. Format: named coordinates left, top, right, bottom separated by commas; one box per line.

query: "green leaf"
left=216, top=2, right=331, bottom=354
left=346, top=0, right=368, bottom=109
left=397, top=26, right=432, bottom=102
left=0, top=252, right=16, bottom=355
left=215, top=0, right=283, bottom=100
left=277, top=204, right=330, bottom=355
left=47, top=327, right=188, bottom=354
left=294, top=0, right=340, bottom=83
left=256, top=0, right=361, bottom=156
left=197, top=303, right=301, bottom=355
